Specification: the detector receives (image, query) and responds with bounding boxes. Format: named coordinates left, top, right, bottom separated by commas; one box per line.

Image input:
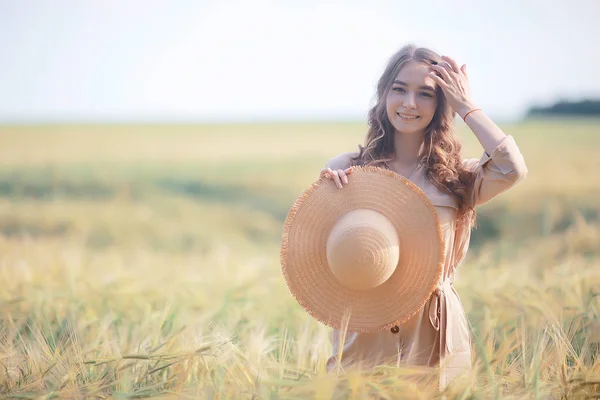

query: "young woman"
left=319, top=44, right=528, bottom=388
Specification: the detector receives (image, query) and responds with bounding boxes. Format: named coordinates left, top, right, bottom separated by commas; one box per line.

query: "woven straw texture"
left=280, top=165, right=444, bottom=332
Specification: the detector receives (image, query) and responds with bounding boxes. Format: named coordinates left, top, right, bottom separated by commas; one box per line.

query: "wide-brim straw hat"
left=280, top=165, right=444, bottom=333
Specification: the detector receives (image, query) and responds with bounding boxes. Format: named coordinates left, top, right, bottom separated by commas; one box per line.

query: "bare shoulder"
left=325, top=151, right=360, bottom=170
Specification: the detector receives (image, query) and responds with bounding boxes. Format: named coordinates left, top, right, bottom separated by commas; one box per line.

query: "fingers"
left=430, top=64, right=452, bottom=83
left=434, top=57, right=467, bottom=79
left=428, top=68, right=450, bottom=89
left=438, top=60, right=455, bottom=74
left=338, top=169, right=348, bottom=185
left=319, top=167, right=354, bottom=189
left=330, top=169, right=343, bottom=188
left=441, top=55, right=460, bottom=73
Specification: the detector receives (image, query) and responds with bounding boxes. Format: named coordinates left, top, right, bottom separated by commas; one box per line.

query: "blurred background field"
left=1, top=119, right=600, bottom=398
left=3, top=1, right=600, bottom=398
left=1, top=119, right=599, bottom=252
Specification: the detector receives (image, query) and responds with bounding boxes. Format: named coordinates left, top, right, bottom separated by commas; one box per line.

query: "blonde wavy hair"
left=350, top=44, right=478, bottom=231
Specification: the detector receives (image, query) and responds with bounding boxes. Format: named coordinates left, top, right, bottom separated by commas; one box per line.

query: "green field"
left=1, top=119, right=599, bottom=398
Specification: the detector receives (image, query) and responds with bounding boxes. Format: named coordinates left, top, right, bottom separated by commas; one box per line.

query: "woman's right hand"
left=319, top=167, right=354, bottom=189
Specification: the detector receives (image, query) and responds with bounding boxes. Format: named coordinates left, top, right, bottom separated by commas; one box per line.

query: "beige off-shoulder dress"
left=324, top=134, right=528, bottom=389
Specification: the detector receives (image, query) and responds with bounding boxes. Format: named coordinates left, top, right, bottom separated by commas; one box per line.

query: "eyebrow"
left=392, top=80, right=436, bottom=92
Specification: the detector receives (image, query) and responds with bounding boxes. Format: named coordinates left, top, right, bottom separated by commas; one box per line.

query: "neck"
left=392, top=130, right=426, bottom=166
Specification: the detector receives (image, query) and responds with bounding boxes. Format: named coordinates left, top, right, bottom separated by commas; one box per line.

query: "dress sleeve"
left=462, top=134, right=528, bottom=207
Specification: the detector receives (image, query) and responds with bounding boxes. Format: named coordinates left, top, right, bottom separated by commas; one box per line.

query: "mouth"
left=397, top=112, right=420, bottom=121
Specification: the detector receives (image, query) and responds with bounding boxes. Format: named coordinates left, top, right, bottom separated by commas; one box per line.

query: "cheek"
left=386, top=93, right=399, bottom=108
left=422, top=99, right=438, bottom=117
left=385, top=95, right=399, bottom=116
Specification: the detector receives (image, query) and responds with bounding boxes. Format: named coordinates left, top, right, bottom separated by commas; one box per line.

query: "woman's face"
left=385, top=61, right=438, bottom=135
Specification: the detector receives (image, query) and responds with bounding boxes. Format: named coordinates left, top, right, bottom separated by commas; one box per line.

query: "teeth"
left=398, top=113, right=419, bottom=119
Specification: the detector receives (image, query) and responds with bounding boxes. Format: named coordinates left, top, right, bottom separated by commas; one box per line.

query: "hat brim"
left=280, top=165, right=444, bottom=332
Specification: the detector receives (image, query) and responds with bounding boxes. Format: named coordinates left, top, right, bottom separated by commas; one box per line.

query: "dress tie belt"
left=427, top=278, right=454, bottom=357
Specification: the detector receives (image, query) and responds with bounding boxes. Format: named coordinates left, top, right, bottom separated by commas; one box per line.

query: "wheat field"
left=1, top=118, right=599, bottom=399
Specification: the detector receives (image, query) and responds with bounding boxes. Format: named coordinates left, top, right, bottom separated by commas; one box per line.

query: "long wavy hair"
left=350, top=44, right=478, bottom=233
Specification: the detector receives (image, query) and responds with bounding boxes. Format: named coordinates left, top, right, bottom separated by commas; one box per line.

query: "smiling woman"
left=347, top=45, right=480, bottom=226
left=314, top=44, right=529, bottom=390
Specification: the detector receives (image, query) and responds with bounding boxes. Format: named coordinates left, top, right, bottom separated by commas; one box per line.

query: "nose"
left=403, top=92, right=417, bottom=109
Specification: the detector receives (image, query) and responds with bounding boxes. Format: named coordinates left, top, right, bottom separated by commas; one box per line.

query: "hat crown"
left=326, top=209, right=400, bottom=291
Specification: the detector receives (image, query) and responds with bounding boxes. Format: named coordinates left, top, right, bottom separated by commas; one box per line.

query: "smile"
left=397, top=113, right=420, bottom=120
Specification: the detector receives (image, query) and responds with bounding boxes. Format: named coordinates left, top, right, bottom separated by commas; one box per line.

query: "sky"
left=1, top=0, right=599, bottom=123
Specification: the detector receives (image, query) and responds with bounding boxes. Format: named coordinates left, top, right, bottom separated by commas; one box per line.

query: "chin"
left=391, top=121, right=428, bottom=135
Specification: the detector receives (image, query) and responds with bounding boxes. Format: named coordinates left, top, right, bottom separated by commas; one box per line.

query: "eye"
left=421, top=92, right=433, bottom=98
left=392, top=87, right=406, bottom=93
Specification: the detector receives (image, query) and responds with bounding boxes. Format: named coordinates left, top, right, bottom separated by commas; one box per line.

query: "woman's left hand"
left=429, top=56, right=477, bottom=119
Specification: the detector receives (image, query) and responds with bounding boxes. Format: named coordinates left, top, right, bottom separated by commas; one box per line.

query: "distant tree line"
left=527, top=99, right=600, bottom=117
